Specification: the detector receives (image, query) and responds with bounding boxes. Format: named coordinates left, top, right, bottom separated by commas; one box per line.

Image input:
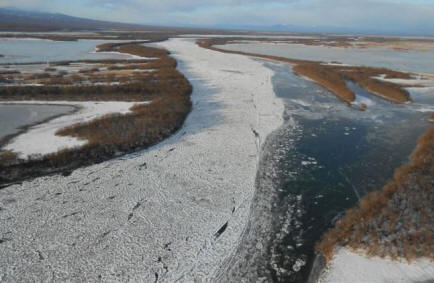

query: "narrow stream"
left=217, top=61, right=433, bottom=282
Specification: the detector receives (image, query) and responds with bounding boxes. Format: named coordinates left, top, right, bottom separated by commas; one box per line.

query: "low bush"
left=0, top=150, right=19, bottom=166
left=0, top=70, right=20, bottom=75
left=0, top=43, right=192, bottom=184
left=316, top=127, right=434, bottom=262
left=198, top=38, right=412, bottom=104
left=293, top=63, right=355, bottom=103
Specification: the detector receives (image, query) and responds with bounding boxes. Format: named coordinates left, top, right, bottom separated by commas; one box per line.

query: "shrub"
left=198, top=38, right=412, bottom=104
left=0, top=150, right=20, bottom=166
left=316, top=127, right=434, bottom=263
left=0, top=43, right=192, bottom=184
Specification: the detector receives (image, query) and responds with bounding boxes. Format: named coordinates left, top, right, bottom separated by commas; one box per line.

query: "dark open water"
left=216, top=61, right=433, bottom=282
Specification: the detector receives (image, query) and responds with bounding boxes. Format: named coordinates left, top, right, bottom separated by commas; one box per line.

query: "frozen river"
left=216, top=43, right=434, bottom=282
left=217, top=42, right=434, bottom=73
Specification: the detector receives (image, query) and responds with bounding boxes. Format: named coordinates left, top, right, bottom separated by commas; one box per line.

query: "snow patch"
left=320, top=248, right=434, bottom=283
left=0, top=38, right=284, bottom=282
left=3, top=100, right=147, bottom=157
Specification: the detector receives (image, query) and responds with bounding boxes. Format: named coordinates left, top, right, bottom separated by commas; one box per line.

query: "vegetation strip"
left=317, top=127, right=434, bottom=262
left=198, top=38, right=412, bottom=104
left=0, top=32, right=172, bottom=42
left=0, top=42, right=192, bottom=184
left=198, top=37, right=433, bottom=269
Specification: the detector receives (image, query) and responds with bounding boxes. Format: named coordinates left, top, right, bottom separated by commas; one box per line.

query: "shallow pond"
left=0, top=104, right=75, bottom=147
left=0, top=38, right=135, bottom=64
left=217, top=42, right=434, bottom=73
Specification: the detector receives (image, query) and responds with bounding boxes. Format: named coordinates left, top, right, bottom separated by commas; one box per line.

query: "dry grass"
left=200, top=36, right=434, bottom=51
left=0, top=150, right=19, bottom=166
left=199, top=37, right=432, bottom=263
left=0, top=64, right=180, bottom=102
left=316, top=127, right=434, bottom=263
left=293, top=63, right=355, bottom=103
left=56, top=96, right=190, bottom=149
left=0, top=42, right=192, bottom=184
left=198, top=38, right=412, bottom=104
left=340, top=66, right=411, bottom=103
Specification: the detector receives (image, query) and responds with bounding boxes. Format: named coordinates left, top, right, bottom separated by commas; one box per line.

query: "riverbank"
left=0, top=41, right=192, bottom=184
left=0, top=103, right=77, bottom=149
left=196, top=38, right=434, bottom=282
left=2, top=101, right=144, bottom=157
left=0, top=38, right=284, bottom=281
left=198, top=38, right=423, bottom=105
left=317, top=126, right=434, bottom=282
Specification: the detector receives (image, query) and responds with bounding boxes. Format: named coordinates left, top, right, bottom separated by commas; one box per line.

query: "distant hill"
left=0, top=7, right=152, bottom=31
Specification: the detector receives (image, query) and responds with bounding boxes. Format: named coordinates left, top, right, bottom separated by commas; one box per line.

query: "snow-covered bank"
left=91, top=49, right=155, bottom=60
left=375, top=73, right=434, bottom=87
left=0, top=38, right=283, bottom=282
left=3, top=101, right=144, bottom=157
left=320, top=248, right=434, bottom=283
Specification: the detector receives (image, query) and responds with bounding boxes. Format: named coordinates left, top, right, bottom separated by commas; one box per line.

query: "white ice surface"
left=320, top=248, right=434, bottom=283
left=3, top=101, right=143, bottom=157
left=0, top=38, right=284, bottom=282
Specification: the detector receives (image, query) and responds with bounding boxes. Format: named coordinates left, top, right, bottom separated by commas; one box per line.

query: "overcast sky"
left=1, top=0, right=434, bottom=34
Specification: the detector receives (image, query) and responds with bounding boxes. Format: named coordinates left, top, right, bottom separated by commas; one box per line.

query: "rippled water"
left=0, top=38, right=134, bottom=63
left=218, top=61, right=433, bottom=283
left=0, top=104, right=75, bottom=146
left=217, top=42, right=434, bottom=73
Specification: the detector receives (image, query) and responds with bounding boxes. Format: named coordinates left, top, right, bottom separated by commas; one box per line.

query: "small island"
left=198, top=38, right=414, bottom=105
left=0, top=39, right=192, bottom=183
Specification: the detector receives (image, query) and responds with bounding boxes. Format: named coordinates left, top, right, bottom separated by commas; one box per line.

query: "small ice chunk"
left=302, top=160, right=317, bottom=166
left=293, top=258, right=306, bottom=272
